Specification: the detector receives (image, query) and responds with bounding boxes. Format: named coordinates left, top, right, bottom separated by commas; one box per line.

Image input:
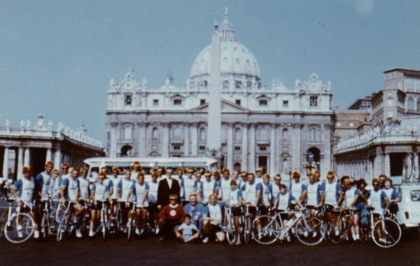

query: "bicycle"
left=95, top=199, right=110, bottom=240
left=222, top=204, right=238, bottom=245
left=3, top=199, right=36, bottom=244
left=56, top=200, right=77, bottom=241
left=241, top=204, right=254, bottom=244
left=39, top=197, right=58, bottom=239
left=252, top=207, right=324, bottom=246
left=363, top=206, right=401, bottom=248
left=126, top=202, right=136, bottom=240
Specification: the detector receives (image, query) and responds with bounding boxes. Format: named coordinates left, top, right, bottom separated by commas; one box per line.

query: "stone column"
left=414, top=153, right=419, bottom=181
left=191, top=123, right=198, bottom=157
left=249, top=123, right=256, bottom=172
left=292, top=123, right=301, bottom=172
left=17, top=147, right=24, bottom=179
left=227, top=123, right=234, bottom=171
left=138, top=122, right=147, bottom=157
left=110, top=122, right=118, bottom=158
left=54, top=150, right=61, bottom=169
left=270, top=124, right=277, bottom=175
left=46, top=148, right=52, bottom=162
left=184, top=123, right=190, bottom=157
left=162, top=123, right=169, bottom=157
left=373, top=154, right=382, bottom=178
left=241, top=123, right=248, bottom=171
left=384, top=153, right=391, bottom=178
left=24, top=148, right=30, bottom=167
left=2, top=147, right=9, bottom=179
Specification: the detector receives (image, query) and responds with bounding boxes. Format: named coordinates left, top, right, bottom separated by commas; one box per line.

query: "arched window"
left=173, top=126, right=182, bottom=140
left=121, top=145, right=132, bottom=157
left=282, top=128, right=289, bottom=142
left=258, top=127, right=269, bottom=140
left=199, top=128, right=206, bottom=141
left=407, top=96, right=415, bottom=111
left=152, top=127, right=159, bottom=140
left=235, top=128, right=241, bottom=141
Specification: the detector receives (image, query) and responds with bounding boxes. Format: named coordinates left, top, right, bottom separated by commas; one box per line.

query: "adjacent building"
left=0, top=114, right=104, bottom=180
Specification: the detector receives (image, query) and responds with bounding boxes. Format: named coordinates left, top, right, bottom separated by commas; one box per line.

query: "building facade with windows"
left=334, top=68, right=420, bottom=184
left=106, top=11, right=334, bottom=177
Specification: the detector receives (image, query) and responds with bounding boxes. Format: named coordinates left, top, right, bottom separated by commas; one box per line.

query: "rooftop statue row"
left=337, top=119, right=418, bottom=152
left=1, top=114, right=102, bottom=148
left=108, top=72, right=332, bottom=94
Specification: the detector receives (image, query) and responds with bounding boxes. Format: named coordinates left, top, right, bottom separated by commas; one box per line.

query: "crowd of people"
left=1, top=160, right=400, bottom=245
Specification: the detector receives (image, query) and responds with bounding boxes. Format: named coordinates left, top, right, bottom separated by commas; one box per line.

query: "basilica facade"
left=106, top=11, right=334, bottom=177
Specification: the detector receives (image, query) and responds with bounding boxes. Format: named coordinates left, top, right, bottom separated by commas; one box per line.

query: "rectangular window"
left=153, top=99, right=159, bottom=106
left=283, top=100, right=288, bottom=108
left=310, top=96, right=318, bottom=107
left=235, top=80, right=242, bottom=89
left=173, top=145, right=181, bottom=150
left=259, top=100, right=268, bottom=107
left=235, top=146, right=241, bottom=151
left=125, top=95, right=132, bottom=105
left=260, top=146, right=267, bottom=151
left=200, top=99, right=206, bottom=105
left=173, top=99, right=182, bottom=106
left=199, top=145, right=206, bottom=150
left=235, top=99, right=241, bottom=106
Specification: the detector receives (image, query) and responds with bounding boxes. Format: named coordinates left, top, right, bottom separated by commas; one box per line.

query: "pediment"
left=190, top=98, right=250, bottom=113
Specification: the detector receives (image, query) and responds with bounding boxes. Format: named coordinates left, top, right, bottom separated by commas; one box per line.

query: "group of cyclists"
left=1, top=159, right=400, bottom=246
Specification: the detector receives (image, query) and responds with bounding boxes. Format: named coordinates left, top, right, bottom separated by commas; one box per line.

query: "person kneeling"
left=158, top=194, right=185, bottom=240
left=202, top=194, right=225, bottom=243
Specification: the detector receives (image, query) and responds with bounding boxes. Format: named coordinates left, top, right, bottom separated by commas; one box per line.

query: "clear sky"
left=1, top=0, right=419, bottom=144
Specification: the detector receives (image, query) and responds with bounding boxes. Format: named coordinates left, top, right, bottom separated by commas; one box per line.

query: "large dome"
left=188, top=10, right=261, bottom=88
left=190, top=41, right=260, bottom=79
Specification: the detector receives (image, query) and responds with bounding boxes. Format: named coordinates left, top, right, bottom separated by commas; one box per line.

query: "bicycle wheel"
left=243, top=216, right=251, bottom=244
left=224, top=216, right=236, bottom=245
left=372, top=218, right=401, bottom=248
left=57, top=212, right=70, bottom=242
left=0, top=209, right=7, bottom=239
left=49, top=210, right=58, bottom=236
left=5, top=213, right=35, bottom=244
left=40, top=213, right=50, bottom=239
left=329, top=218, right=348, bottom=244
left=295, top=217, right=325, bottom=246
left=252, top=215, right=280, bottom=245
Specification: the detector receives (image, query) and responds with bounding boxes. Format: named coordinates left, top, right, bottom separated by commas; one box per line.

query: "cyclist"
left=109, top=166, right=121, bottom=225
left=202, top=194, right=224, bottom=243
left=183, top=193, right=206, bottom=237
left=60, top=167, right=83, bottom=238
left=117, top=168, right=135, bottom=232
left=148, top=170, right=159, bottom=234
left=130, top=161, right=142, bottom=182
left=260, top=173, right=272, bottom=215
left=338, top=177, right=361, bottom=241
left=49, top=168, right=62, bottom=202
left=255, top=167, right=264, bottom=184
left=181, top=167, right=196, bottom=205
left=128, top=172, right=149, bottom=236
left=242, top=172, right=262, bottom=239
left=219, top=168, right=232, bottom=207
left=238, top=170, right=248, bottom=189
left=13, top=166, right=36, bottom=238
left=323, top=171, right=342, bottom=235
left=34, top=160, right=54, bottom=239
left=227, top=179, right=243, bottom=245
left=202, top=170, right=218, bottom=205
left=175, top=214, right=200, bottom=243
left=301, top=172, right=324, bottom=208
left=194, top=171, right=203, bottom=203
left=290, top=170, right=307, bottom=205
left=89, top=173, right=110, bottom=237
left=382, top=178, right=399, bottom=214
left=274, top=183, right=299, bottom=242
left=60, top=162, right=70, bottom=181
left=271, top=173, right=282, bottom=204
left=367, top=178, right=390, bottom=244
